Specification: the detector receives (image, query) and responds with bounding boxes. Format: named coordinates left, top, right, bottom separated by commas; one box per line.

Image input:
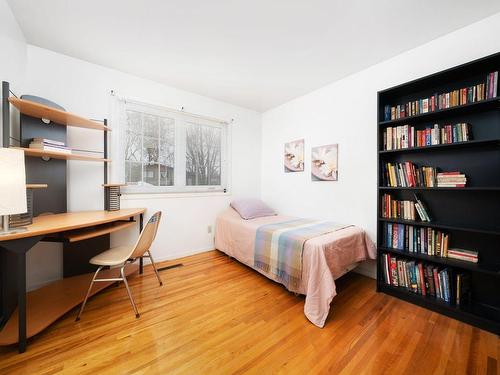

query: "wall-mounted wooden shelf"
left=102, top=183, right=126, bottom=187
left=26, top=184, right=48, bottom=189
left=0, top=264, right=138, bottom=345
left=8, top=97, right=111, bottom=132
left=12, top=147, right=111, bottom=163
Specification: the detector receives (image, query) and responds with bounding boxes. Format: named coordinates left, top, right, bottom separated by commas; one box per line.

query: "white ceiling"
left=7, top=0, right=500, bottom=112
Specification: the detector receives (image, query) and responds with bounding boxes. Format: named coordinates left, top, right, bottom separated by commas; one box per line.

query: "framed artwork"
left=284, top=139, right=304, bottom=172
left=311, top=144, right=338, bottom=181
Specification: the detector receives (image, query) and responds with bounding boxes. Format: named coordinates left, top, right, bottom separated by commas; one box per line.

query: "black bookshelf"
left=377, top=52, right=500, bottom=335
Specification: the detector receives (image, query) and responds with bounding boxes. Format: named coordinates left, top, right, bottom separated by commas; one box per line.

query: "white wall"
left=0, top=0, right=26, bottom=87
left=261, top=12, right=500, bottom=278
left=0, top=0, right=27, bottom=143
left=21, top=46, right=261, bottom=289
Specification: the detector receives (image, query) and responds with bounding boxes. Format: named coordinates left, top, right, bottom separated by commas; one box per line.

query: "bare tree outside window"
left=185, top=123, right=222, bottom=186
left=124, top=110, right=175, bottom=186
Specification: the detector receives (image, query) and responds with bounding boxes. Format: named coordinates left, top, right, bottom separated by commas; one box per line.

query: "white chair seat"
left=90, top=245, right=134, bottom=266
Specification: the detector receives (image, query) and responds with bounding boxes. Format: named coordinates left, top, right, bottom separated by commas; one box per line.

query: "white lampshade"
left=0, top=148, right=27, bottom=215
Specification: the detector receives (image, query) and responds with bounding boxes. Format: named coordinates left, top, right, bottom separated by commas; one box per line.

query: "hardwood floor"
left=0, top=250, right=498, bottom=374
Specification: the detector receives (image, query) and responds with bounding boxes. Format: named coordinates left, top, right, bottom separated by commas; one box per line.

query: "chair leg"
left=146, top=250, right=163, bottom=286
left=121, top=265, right=140, bottom=318
left=76, top=266, right=103, bottom=322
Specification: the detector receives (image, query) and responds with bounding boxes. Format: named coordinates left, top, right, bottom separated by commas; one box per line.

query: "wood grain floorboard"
left=0, top=250, right=498, bottom=374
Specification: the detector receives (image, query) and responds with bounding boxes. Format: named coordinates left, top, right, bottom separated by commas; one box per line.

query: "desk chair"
left=76, top=211, right=163, bottom=321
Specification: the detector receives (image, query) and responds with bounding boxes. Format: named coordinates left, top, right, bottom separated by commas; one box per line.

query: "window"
left=125, top=110, right=175, bottom=187
left=120, top=100, right=229, bottom=193
left=185, top=122, right=222, bottom=186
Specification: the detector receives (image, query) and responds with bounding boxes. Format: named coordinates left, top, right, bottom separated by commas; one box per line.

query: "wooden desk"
left=0, top=208, right=146, bottom=353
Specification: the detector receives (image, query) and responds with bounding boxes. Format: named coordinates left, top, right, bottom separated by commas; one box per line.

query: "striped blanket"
left=254, top=219, right=346, bottom=290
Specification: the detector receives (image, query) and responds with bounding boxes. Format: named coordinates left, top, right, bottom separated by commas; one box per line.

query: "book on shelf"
left=32, top=138, right=65, bottom=147
left=29, top=138, right=72, bottom=154
left=382, top=123, right=472, bottom=151
left=381, top=194, right=416, bottom=220
left=413, top=194, right=431, bottom=221
left=448, top=248, right=479, bottom=263
left=455, top=273, right=471, bottom=306
left=382, top=162, right=466, bottom=188
left=382, top=162, right=435, bottom=187
left=436, top=172, right=467, bottom=187
left=382, top=222, right=449, bottom=257
left=380, top=193, right=431, bottom=222
left=381, top=253, right=460, bottom=304
left=383, top=71, right=498, bottom=121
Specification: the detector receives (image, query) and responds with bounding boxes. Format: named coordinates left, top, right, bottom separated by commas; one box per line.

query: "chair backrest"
left=129, top=211, right=162, bottom=259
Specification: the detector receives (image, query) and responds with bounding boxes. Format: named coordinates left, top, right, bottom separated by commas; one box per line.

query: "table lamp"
left=0, top=148, right=28, bottom=235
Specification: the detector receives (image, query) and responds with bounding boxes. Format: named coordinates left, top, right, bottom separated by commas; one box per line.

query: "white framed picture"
left=311, top=144, right=338, bottom=181
left=284, top=139, right=304, bottom=172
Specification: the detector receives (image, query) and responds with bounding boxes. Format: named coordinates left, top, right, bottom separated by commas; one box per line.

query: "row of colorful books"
left=381, top=194, right=431, bottom=222
left=382, top=162, right=435, bottom=188
left=381, top=162, right=466, bottom=188
left=381, top=222, right=479, bottom=263
left=381, top=253, right=471, bottom=306
left=383, top=71, right=498, bottom=121
left=382, top=123, right=472, bottom=151
left=382, top=223, right=449, bottom=256
left=29, top=138, right=72, bottom=154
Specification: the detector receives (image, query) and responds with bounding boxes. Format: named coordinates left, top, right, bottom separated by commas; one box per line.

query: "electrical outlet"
left=207, top=225, right=212, bottom=234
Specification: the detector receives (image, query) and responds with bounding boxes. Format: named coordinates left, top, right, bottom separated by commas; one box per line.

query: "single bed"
left=215, top=207, right=376, bottom=327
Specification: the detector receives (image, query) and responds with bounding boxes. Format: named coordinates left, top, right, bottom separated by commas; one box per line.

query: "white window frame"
left=116, top=99, right=231, bottom=194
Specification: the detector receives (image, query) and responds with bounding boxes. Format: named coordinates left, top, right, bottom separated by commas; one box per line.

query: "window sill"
left=121, top=191, right=232, bottom=200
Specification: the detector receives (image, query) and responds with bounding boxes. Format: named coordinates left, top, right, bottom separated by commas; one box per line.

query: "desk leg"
left=139, top=213, right=144, bottom=274
left=0, top=236, right=42, bottom=354
left=17, top=253, right=26, bottom=353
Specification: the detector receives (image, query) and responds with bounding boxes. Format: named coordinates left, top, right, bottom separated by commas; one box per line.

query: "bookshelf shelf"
left=378, top=247, right=500, bottom=276
left=379, top=284, right=500, bottom=334
left=378, top=97, right=500, bottom=127
left=377, top=52, right=500, bottom=335
left=378, top=217, right=500, bottom=235
left=378, top=139, right=500, bottom=154
left=8, top=97, right=110, bottom=131
left=379, top=186, right=500, bottom=191
left=12, top=147, right=111, bottom=163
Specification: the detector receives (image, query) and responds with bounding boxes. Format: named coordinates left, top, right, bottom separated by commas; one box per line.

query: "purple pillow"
left=230, top=199, right=276, bottom=220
